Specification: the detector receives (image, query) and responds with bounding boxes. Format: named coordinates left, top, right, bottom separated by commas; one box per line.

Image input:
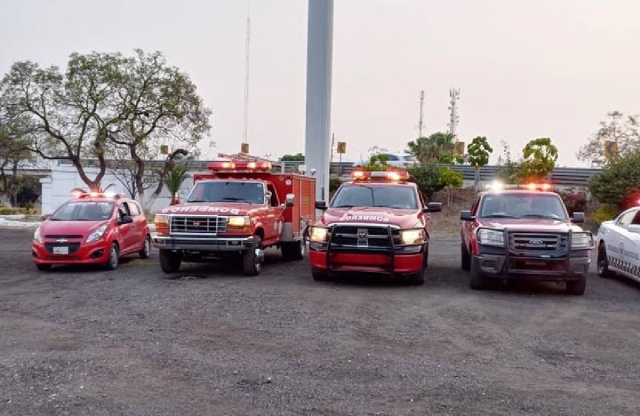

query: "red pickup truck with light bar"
left=307, top=169, right=443, bottom=284
left=151, top=160, right=315, bottom=276
left=460, top=182, right=595, bottom=295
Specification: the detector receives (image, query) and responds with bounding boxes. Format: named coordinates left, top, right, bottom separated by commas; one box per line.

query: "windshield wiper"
left=186, top=199, right=208, bottom=203
left=333, top=204, right=354, bottom=208
left=481, top=214, right=516, bottom=218
left=518, top=214, right=560, bottom=220
left=222, top=197, right=254, bottom=203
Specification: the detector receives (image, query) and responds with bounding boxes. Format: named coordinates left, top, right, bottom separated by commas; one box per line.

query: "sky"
left=1, top=0, right=639, bottom=167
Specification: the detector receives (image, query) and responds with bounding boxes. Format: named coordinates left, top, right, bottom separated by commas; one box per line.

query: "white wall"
left=40, top=164, right=195, bottom=215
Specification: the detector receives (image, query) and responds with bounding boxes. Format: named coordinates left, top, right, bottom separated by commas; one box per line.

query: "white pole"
left=305, top=0, right=334, bottom=207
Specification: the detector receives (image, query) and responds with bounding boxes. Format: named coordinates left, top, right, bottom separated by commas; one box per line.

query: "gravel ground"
left=1, top=227, right=640, bottom=416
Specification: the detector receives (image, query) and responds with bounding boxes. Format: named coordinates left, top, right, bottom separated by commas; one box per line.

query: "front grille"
left=508, top=233, right=567, bottom=253
left=170, top=215, right=228, bottom=234
left=44, top=242, right=81, bottom=254
left=330, top=225, right=400, bottom=248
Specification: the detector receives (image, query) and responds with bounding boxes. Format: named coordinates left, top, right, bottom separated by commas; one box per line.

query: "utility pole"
left=330, top=133, right=335, bottom=163
left=418, top=90, right=425, bottom=137
left=242, top=0, right=251, bottom=147
left=448, top=88, right=460, bottom=138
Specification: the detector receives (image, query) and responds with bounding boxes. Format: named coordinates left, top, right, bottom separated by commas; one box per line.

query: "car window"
left=331, top=184, right=418, bottom=209
left=616, top=210, right=636, bottom=228
left=386, top=154, right=399, bottom=161
left=50, top=201, right=114, bottom=221
left=128, top=201, right=140, bottom=216
left=266, top=184, right=279, bottom=207
left=470, top=196, right=480, bottom=215
left=632, top=210, right=640, bottom=225
left=186, top=181, right=265, bottom=204
left=118, top=202, right=131, bottom=219
left=403, top=155, right=417, bottom=161
left=479, top=193, right=568, bottom=220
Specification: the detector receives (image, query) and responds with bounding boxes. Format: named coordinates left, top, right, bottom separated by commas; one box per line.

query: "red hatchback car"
left=32, top=192, right=151, bottom=271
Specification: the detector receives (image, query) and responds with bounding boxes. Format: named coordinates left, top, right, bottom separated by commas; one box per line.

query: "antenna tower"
left=448, top=88, right=460, bottom=138
left=242, top=0, right=251, bottom=145
left=418, top=90, right=425, bottom=137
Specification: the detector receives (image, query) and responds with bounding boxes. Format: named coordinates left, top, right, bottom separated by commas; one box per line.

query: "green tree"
left=361, top=154, right=389, bottom=171
left=495, top=141, right=523, bottom=184
left=0, top=120, right=33, bottom=205
left=279, top=153, right=305, bottom=161
left=406, top=132, right=457, bottom=163
left=467, top=136, right=493, bottom=190
left=520, top=138, right=558, bottom=182
left=439, top=166, right=464, bottom=206
left=408, top=163, right=445, bottom=200
left=577, top=111, right=640, bottom=164
left=0, top=50, right=211, bottom=193
left=165, top=163, right=190, bottom=205
left=589, top=149, right=640, bottom=210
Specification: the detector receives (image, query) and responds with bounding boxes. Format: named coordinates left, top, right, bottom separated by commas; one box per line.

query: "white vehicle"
left=596, top=205, right=640, bottom=284
left=377, top=152, right=418, bottom=168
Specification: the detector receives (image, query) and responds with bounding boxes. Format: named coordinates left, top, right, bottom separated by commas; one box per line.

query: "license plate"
left=53, top=246, right=69, bottom=255
left=525, top=260, right=545, bottom=266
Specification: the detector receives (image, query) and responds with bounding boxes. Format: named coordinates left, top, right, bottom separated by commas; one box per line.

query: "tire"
left=36, top=263, right=51, bottom=271
left=469, top=256, right=486, bottom=290
left=461, top=243, right=471, bottom=271
left=104, top=243, right=119, bottom=270
left=311, top=268, right=329, bottom=281
left=408, top=250, right=428, bottom=285
left=139, top=235, right=151, bottom=259
left=159, top=249, right=182, bottom=273
left=566, top=274, right=587, bottom=296
left=242, top=235, right=264, bottom=276
left=597, top=244, right=614, bottom=278
left=423, top=246, right=429, bottom=270
left=281, top=240, right=305, bottom=261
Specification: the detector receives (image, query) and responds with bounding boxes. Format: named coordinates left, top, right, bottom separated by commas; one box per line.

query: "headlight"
left=309, top=226, right=328, bottom=243
left=228, top=216, right=251, bottom=227
left=154, top=214, right=168, bottom=225
left=86, top=224, right=108, bottom=243
left=571, top=232, right=594, bottom=250
left=401, top=229, right=425, bottom=245
left=33, top=227, right=42, bottom=244
left=477, top=228, right=505, bottom=247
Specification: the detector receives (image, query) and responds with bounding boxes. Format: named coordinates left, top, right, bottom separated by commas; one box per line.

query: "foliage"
left=0, top=49, right=211, bottom=193
left=556, top=189, right=587, bottom=215
left=408, top=163, right=445, bottom=200
left=166, top=163, right=190, bottom=205
left=519, top=138, right=558, bottom=181
left=439, top=166, right=464, bottom=206
left=361, top=154, right=389, bottom=171
left=577, top=111, right=640, bottom=164
left=280, top=153, right=305, bottom=161
left=592, top=205, right=620, bottom=226
left=406, top=132, right=461, bottom=164
left=0, top=120, right=33, bottom=204
left=588, top=149, right=640, bottom=210
left=329, top=176, right=343, bottom=193
left=495, top=141, right=524, bottom=184
left=467, top=136, right=493, bottom=190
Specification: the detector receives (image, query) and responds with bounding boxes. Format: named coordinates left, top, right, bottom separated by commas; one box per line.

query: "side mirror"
left=627, top=224, right=640, bottom=234
left=119, top=215, right=133, bottom=225
left=423, top=202, right=443, bottom=213
left=571, top=212, right=585, bottom=224
left=460, top=210, right=475, bottom=221
left=315, top=201, right=327, bottom=210
left=285, top=193, right=295, bottom=207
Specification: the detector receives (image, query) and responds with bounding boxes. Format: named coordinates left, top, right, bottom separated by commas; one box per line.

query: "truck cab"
left=460, top=182, right=595, bottom=295
left=152, top=160, right=315, bottom=275
left=307, top=169, right=442, bottom=285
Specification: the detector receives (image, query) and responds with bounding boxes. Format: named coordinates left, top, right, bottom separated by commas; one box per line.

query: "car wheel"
left=597, top=244, right=614, bottom=278
left=242, top=235, right=264, bottom=276
left=104, top=243, right=119, bottom=270
left=461, top=243, right=471, bottom=271
left=423, top=246, right=429, bottom=270
left=311, top=268, right=329, bottom=281
left=566, top=275, right=587, bottom=296
left=36, top=263, right=52, bottom=272
left=281, top=240, right=305, bottom=261
left=139, top=235, right=151, bottom=259
left=159, top=249, right=182, bottom=273
left=469, top=256, right=485, bottom=290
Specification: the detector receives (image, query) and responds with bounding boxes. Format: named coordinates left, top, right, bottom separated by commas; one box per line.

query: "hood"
left=479, top=218, right=586, bottom=233
left=157, top=202, right=259, bottom=216
left=320, top=206, right=422, bottom=228
left=40, top=220, right=109, bottom=237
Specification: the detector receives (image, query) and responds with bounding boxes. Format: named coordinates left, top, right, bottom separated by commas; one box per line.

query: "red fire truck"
left=151, top=160, right=316, bottom=275
left=307, top=169, right=443, bottom=284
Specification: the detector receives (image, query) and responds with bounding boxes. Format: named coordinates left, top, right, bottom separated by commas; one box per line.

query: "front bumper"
left=32, top=240, right=110, bottom=265
left=151, top=233, right=255, bottom=252
left=474, top=250, right=591, bottom=281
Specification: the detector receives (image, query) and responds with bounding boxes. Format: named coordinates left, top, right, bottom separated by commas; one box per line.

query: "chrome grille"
left=331, top=225, right=400, bottom=248
left=508, top=233, right=567, bottom=253
left=170, top=215, right=228, bottom=234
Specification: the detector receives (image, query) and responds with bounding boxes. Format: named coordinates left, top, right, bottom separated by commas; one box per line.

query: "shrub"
left=329, top=177, right=343, bottom=193
left=557, top=190, right=587, bottom=215
left=592, top=204, right=619, bottom=226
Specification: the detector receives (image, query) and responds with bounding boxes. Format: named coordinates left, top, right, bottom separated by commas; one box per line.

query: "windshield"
left=50, top=201, right=115, bottom=221
left=330, top=184, right=418, bottom=209
left=186, top=181, right=266, bottom=204
left=479, top=193, right=568, bottom=220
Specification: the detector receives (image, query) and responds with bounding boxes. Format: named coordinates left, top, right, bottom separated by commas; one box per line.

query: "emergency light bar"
left=485, top=181, right=553, bottom=191
left=351, top=170, right=410, bottom=182
left=207, top=160, right=272, bottom=171
left=72, top=190, right=121, bottom=199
